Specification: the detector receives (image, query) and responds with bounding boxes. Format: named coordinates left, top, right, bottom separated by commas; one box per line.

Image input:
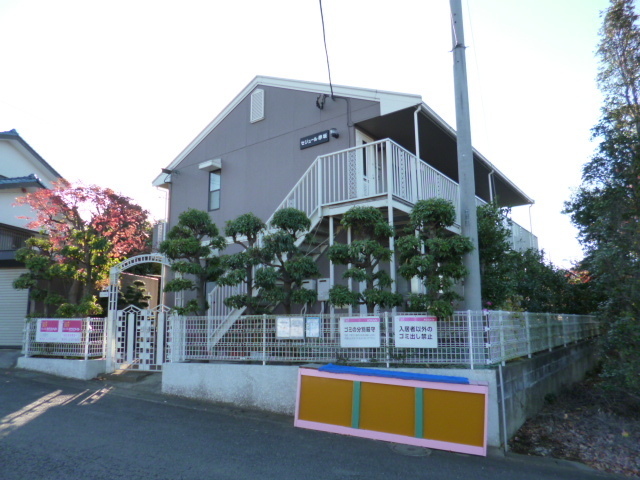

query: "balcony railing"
left=273, top=138, right=536, bottom=250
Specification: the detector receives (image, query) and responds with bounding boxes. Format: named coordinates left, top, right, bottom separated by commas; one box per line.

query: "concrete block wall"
left=499, top=340, right=599, bottom=439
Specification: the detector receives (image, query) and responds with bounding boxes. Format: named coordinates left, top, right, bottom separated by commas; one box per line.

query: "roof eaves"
left=417, top=105, right=534, bottom=206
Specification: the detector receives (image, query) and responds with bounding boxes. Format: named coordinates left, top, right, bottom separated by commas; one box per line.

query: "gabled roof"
left=153, top=76, right=423, bottom=186
left=0, top=129, right=63, bottom=180
left=151, top=76, right=533, bottom=206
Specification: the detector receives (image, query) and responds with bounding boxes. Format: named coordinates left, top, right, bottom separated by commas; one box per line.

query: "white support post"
left=347, top=226, right=353, bottom=317
left=386, top=141, right=397, bottom=316
left=498, top=310, right=506, bottom=367
left=23, top=320, right=31, bottom=357
left=467, top=310, right=474, bottom=370
left=329, top=216, right=336, bottom=339
left=84, top=318, right=90, bottom=361
left=157, top=311, right=166, bottom=365
left=262, top=314, right=267, bottom=366
left=170, top=314, right=180, bottom=363
left=384, top=311, right=390, bottom=368
left=413, top=107, right=421, bottom=202
left=317, top=157, right=323, bottom=209
left=524, top=311, right=532, bottom=358
left=387, top=202, right=397, bottom=317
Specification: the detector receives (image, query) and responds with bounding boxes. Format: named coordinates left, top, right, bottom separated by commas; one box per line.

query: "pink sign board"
left=35, top=319, right=84, bottom=343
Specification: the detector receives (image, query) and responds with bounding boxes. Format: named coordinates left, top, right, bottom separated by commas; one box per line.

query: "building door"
left=355, top=130, right=380, bottom=198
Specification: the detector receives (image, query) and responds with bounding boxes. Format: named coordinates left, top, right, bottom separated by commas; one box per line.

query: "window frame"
left=208, top=171, right=221, bottom=211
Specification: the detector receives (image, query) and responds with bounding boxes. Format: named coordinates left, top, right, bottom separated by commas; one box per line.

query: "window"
left=209, top=171, right=221, bottom=210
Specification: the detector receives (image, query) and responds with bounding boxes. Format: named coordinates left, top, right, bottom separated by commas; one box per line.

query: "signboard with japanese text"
left=300, top=130, right=330, bottom=150
left=305, top=317, right=321, bottom=338
left=340, top=317, right=380, bottom=348
left=35, top=319, right=84, bottom=343
left=394, top=315, right=438, bottom=348
left=276, top=317, right=305, bottom=339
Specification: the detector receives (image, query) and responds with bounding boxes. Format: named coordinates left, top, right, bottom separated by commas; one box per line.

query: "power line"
left=319, top=0, right=334, bottom=98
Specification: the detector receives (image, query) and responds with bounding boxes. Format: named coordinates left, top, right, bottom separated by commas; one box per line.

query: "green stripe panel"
left=351, top=381, right=361, bottom=429
left=415, top=388, right=424, bottom=438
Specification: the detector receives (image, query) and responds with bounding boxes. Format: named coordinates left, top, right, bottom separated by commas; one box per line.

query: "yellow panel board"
left=423, top=389, right=485, bottom=447
left=359, top=383, right=415, bottom=437
left=298, top=376, right=353, bottom=427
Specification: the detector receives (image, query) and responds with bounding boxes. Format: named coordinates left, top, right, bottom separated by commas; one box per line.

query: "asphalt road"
left=0, top=366, right=621, bottom=480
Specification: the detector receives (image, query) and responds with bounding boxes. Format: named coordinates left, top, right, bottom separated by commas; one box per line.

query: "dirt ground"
left=509, top=374, right=640, bottom=478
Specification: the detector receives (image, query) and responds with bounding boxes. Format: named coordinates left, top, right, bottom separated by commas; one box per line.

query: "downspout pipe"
left=414, top=105, right=421, bottom=160
left=488, top=169, right=494, bottom=203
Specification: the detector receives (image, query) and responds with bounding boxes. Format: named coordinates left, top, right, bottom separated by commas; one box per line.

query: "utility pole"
left=450, top=0, right=482, bottom=310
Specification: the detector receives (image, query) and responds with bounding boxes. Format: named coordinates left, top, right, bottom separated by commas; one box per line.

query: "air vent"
left=250, top=89, right=265, bottom=123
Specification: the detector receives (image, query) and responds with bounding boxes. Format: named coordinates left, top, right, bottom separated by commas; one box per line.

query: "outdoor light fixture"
left=330, top=128, right=339, bottom=139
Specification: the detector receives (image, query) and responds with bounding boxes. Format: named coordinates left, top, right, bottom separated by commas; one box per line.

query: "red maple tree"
left=15, top=180, right=151, bottom=302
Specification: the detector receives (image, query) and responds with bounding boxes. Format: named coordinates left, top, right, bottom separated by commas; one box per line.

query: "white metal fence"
left=22, top=318, right=106, bottom=360
left=167, top=311, right=599, bottom=368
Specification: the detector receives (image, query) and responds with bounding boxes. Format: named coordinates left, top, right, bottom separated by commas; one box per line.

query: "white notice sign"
left=340, top=317, right=380, bottom=348
left=305, top=317, right=321, bottom=338
left=394, top=315, right=438, bottom=348
left=276, top=317, right=305, bottom=339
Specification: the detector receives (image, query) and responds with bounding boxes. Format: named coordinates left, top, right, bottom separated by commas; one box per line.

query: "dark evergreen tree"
left=328, top=206, right=402, bottom=314
left=396, top=199, right=472, bottom=318
left=564, top=0, right=640, bottom=393
left=159, top=209, right=226, bottom=315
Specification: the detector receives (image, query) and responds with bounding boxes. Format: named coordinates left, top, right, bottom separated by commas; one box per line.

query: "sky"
left=0, top=0, right=612, bottom=268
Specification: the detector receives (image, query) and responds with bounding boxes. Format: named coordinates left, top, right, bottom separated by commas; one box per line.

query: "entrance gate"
left=115, top=304, right=172, bottom=371
left=106, top=253, right=176, bottom=373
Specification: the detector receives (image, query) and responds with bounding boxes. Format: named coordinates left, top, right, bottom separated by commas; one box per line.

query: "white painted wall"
left=0, top=191, right=34, bottom=228
left=17, top=357, right=107, bottom=380
left=0, top=138, right=60, bottom=228
left=0, top=141, right=58, bottom=185
left=162, top=363, right=300, bottom=415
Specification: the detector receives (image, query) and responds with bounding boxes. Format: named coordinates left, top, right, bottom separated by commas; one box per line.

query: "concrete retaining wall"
left=500, top=340, right=599, bottom=440
left=17, top=356, right=107, bottom=380
left=162, top=363, right=502, bottom=447
left=162, top=363, right=300, bottom=415
left=163, top=342, right=599, bottom=449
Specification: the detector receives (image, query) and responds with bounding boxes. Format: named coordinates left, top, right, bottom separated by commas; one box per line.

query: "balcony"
left=275, top=138, right=537, bottom=252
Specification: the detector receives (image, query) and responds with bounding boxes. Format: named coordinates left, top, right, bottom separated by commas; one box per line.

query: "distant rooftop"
left=0, top=129, right=63, bottom=180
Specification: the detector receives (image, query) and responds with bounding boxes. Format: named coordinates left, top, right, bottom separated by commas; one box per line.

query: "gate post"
left=83, top=317, right=90, bottom=361
left=105, top=271, right=120, bottom=373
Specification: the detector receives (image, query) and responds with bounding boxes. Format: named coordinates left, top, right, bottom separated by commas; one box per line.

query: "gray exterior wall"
left=168, top=85, right=381, bottom=229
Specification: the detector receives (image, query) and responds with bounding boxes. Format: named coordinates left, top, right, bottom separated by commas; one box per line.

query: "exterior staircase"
left=204, top=138, right=538, bottom=351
